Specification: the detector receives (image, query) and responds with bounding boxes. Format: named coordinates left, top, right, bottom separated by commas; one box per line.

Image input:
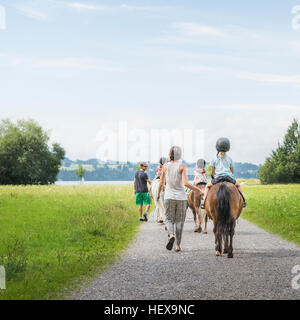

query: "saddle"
left=212, top=176, right=235, bottom=185
left=213, top=177, right=246, bottom=203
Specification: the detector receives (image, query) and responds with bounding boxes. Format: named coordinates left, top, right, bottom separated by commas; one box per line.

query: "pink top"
left=193, top=168, right=207, bottom=184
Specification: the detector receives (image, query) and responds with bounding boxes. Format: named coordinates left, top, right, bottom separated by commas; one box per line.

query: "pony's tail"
left=217, top=182, right=233, bottom=240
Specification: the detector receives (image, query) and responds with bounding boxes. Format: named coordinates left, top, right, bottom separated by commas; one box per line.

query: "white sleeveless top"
left=164, top=162, right=187, bottom=201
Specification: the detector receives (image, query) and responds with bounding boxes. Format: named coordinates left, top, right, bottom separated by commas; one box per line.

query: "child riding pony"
left=201, top=137, right=246, bottom=209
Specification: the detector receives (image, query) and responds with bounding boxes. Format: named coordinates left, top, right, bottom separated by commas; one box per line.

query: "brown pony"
left=188, top=184, right=209, bottom=233
left=205, top=182, right=243, bottom=258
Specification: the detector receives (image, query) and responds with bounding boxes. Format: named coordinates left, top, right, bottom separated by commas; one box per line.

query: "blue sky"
left=0, top=0, right=300, bottom=164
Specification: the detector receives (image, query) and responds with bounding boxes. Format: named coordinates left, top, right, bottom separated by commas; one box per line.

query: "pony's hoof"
left=223, top=249, right=228, bottom=254
left=216, top=251, right=222, bottom=256
left=227, top=253, right=233, bottom=258
left=203, top=231, right=208, bottom=234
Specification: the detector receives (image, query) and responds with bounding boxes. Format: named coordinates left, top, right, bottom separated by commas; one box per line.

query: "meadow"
left=0, top=182, right=299, bottom=300
left=0, top=185, right=139, bottom=300
left=243, top=183, right=300, bottom=246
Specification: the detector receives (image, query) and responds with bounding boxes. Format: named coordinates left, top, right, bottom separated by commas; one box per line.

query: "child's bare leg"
left=201, top=183, right=211, bottom=209
left=203, top=184, right=209, bottom=200
left=236, top=182, right=243, bottom=194
left=235, top=182, right=247, bottom=207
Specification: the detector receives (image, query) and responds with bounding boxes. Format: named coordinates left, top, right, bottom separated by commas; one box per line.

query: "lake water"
left=55, top=181, right=133, bottom=186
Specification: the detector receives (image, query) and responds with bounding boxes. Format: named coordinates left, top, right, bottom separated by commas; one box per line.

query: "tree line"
left=58, top=159, right=259, bottom=181
left=258, top=119, right=300, bottom=184
left=0, top=118, right=261, bottom=185
left=0, top=119, right=65, bottom=185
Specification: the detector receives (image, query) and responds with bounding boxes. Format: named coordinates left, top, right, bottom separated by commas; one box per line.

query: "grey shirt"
left=164, top=162, right=187, bottom=201
left=135, top=170, right=149, bottom=193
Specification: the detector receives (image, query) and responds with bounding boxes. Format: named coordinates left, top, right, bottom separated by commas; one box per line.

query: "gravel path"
left=72, top=209, right=300, bottom=300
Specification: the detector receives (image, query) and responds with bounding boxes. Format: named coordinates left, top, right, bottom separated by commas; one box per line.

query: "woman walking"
left=158, top=146, right=202, bottom=252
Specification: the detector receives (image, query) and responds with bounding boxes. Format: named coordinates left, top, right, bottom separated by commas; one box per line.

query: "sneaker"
left=143, top=212, right=148, bottom=222
left=139, top=218, right=144, bottom=222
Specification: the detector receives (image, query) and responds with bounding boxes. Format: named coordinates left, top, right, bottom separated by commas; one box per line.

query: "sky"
left=0, top=0, right=300, bottom=165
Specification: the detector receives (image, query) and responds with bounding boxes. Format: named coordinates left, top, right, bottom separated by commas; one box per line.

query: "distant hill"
left=58, top=158, right=259, bottom=181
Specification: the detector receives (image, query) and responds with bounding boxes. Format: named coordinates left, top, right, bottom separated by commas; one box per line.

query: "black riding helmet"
left=197, top=159, right=206, bottom=169
left=216, top=137, right=230, bottom=152
left=159, top=157, right=167, bottom=165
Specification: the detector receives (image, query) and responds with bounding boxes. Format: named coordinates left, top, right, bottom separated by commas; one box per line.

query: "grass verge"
left=0, top=185, right=140, bottom=300
left=243, top=184, right=300, bottom=246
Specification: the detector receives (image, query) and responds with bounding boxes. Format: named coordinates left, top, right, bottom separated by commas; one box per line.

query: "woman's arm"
left=133, top=178, right=136, bottom=194
left=157, top=165, right=166, bottom=199
left=180, top=164, right=201, bottom=193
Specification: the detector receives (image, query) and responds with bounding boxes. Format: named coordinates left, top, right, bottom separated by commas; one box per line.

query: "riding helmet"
left=216, top=137, right=230, bottom=152
left=159, top=157, right=167, bottom=165
left=197, top=159, right=206, bottom=169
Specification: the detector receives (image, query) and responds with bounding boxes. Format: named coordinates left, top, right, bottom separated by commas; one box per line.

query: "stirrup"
left=201, top=199, right=206, bottom=210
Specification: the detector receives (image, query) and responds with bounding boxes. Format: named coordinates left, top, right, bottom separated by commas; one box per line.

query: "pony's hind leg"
left=196, top=207, right=203, bottom=233
left=192, top=209, right=198, bottom=232
left=227, top=223, right=235, bottom=258
left=214, top=225, right=222, bottom=256
left=216, top=234, right=222, bottom=256
left=223, top=234, right=229, bottom=254
left=203, top=213, right=208, bottom=234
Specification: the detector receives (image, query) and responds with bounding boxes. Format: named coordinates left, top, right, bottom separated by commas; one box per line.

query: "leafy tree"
left=0, top=119, right=65, bottom=185
left=136, top=162, right=141, bottom=171
left=76, top=165, right=86, bottom=182
left=206, top=164, right=212, bottom=178
left=258, top=119, right=300, bottom=184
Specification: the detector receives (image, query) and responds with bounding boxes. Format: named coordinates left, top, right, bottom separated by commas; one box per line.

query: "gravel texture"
left=72, top=209, right=300, bottom=300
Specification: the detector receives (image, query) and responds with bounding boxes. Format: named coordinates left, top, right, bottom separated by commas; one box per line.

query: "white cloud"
left=33, top=57, right=123, bottom=72
left=179, top=65, right=216, bottom=73
left=120, top=4, right=159, bottom=12
left=173, top=22, right=224, bottom=37
left=210, top=104, right=300, bottom=112
left=180, top=64, right=300, bottom=88
left=66, top=2, right=108, bottom=11
left=65, top=2, right=160, bottom=13
left=0, top=53, right=123, bottom=72
left=235, top=72, right=300, bottom=87
left=291, top=40, right=300, bottom=54
left=149, top=22, right=227, bottom=45
left=68, top=3, right=97, bottom=10
left=13, top=4, right=47, bottom=20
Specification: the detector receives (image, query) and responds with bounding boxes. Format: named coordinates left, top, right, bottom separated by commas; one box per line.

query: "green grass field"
left=0, top=182, right=299, bottom=300
left=0, top=185, right=140, bottom=300
left=243, top=184, right=300, bottom=246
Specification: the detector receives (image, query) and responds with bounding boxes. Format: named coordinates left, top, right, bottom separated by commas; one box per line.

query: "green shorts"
left=136, top=192, right=151, bottom=206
